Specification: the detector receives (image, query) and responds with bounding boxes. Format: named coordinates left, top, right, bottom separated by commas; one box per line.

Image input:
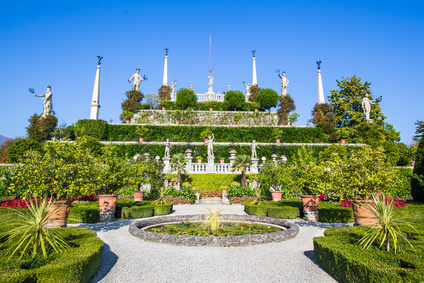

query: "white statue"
left=170, top=81, right=177, bottom=96
left=128, top=69, right=144, bottom=91
left=164, top=138, right=171, bottom=158
left=33, top=85, right=53, bottom=117
left=206, top=133, right=215, bottom=156
left=243, top=82, right=251, bottom=96
left=278, top=72, right=289, bottom=96
left=227, top=84, right=231, bottom=91
left=208, top=75, right=214, bottom=94
left=190, top=83, right=194, bottom=90
left=251, top=140, right=259, bottom=158
left=362, top=92, right=375, bottom=122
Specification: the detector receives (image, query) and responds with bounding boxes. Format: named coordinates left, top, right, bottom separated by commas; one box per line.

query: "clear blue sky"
left=1, top=0, right=423, bottom=144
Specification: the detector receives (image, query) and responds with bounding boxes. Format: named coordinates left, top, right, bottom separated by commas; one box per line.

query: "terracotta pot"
left=220, top=159, right=225, bottom=163
left=271, top=191, right=283, bottom=201
left=276, top=139, right=280, bottom=143
left=176, top=120, right=179, bottom=125
left=255, top=109, right=258, bottom=112
left=197, top=159, right=202, bottom=163
left=411, top=161, right=415, bottom=167
left=341, top=139, right=346, bottom=144
left=48, top=199, right=73, bottom=227
left=162, top=107, right=165, bottom=110
left=139, top=137, right=144, bottom=142
left=204, top=138, right=208, bottom=142
left=126, top=119, right=130, bottom=124
left=291, top=122, right=295, bottom=126
left=134, top=191, right=145, bottom=202
left=99, top=194, right=118, bottom=212
left=236, top=121, right=240, bottom=125
left=301, top=194, right=319, bottom=211
left=210, top=108, right=213, bottom=111
left=352, top=200, right=378, bottom=226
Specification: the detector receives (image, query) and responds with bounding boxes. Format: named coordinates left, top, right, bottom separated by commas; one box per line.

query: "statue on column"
left=251, top=140, right=259, bottom=158
left=206, top=133, right=215, bottom=156
left=170, top=81, right=177, bottom=96
left=164, top=138, right=172, bottom=158
left=278, top=72, right=289, bottom=96
left=128, top=69, right=144, bottom=91
left=243, top=82, right=251, bottom=96
left=189, top=83, right=194, bottom=90
left=207, top=75, right=214, bottom=94
left=32, top=85, right=53, bottom=117
left=362, top=92, right=375, bottom=123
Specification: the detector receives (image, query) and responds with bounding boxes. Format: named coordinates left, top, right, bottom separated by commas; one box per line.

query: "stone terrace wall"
left=132, top=110, right=279, bottom=126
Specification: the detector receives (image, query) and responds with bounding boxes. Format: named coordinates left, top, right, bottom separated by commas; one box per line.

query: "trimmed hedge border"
left=314, top=226, right=424, bottom=282
left=129, top=214, right=299, bottom=247
left=0, top=228, right=103, bottom=283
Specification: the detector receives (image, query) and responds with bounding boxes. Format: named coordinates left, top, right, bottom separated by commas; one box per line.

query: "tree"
left=277, top=94, right=296, bottom=125
left=328, top=75, right=399, bottom=143
left=170, top=153, right=187, bottom=184
left=231, top=155, right=252, bottom=188
left=256, top=88, right=279, bottom=111
left=224, top=90, right=245, bottom=111
left=248, top=85, right=261, bottom=102
left=158, top=85, right=171, bottom=102
left=122, top=90, right=144, bottom=112
left=411, top=137, right=424, bottom=202
left=176, top=88, right=197, bottom=110
left=26, top=114, right=58, bottom=142
left=144, top=93, right=160, bottom=109
left=413, top=120, right=424, bottom=142
left=311, top=103, right=337, bottom=141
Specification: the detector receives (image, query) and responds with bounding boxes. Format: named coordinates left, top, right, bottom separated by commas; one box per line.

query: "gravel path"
left=73, top=204, right=349, bottom=283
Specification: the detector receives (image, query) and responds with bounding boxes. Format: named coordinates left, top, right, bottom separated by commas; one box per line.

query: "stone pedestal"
left=304, top=210, right=319, bottom=222
left=99, top=211, right=115, bottom=222
left=222, top=190, right=230, bottom=204
left=185, top=149, right=193, bottom=173
left=251, top=158, right=259, bottom=173
left=163, top=157, right=171, bottom=173
left=207, top=155, right=215, bottom=172
left=229, top=149, right=237, bottom=167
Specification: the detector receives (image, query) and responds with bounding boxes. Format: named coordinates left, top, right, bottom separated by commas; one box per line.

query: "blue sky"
left=1, top=1, right=423, bottom=144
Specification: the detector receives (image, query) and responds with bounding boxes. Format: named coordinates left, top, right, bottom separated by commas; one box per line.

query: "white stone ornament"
left=33, top=85, right=53, bottom=117
left=362, top=92, right=375, bottom=123
left=278, top=72, right=289, bottom=96
left=128, top=69, right=144, bottom=92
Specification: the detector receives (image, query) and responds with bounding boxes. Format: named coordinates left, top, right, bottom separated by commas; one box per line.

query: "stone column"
left=317, top=69, right=325, bottom=104
left=185, top=149, right=193, bottom=173
left=229, top=149, right=237, bottom=167
left=90, top=62, right=101, bottom=120
left=207, top=155, right=215, bottom=173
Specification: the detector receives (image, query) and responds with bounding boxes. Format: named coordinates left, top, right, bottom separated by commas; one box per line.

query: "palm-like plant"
left=358, top=194, right=416, bottom=253
left=170, top=153, right=187, bottom=184
left=231, top=155, right=252, bottom=188
left=0, top=196, right=70, bottom=260
left=153, top=187, right=171, bottom=205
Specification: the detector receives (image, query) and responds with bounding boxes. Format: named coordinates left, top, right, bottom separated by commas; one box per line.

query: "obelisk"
left=317, top=60, right=325, bottom=104
left=163, top=48, right=169, bottom=86
left=90, top=56, right=102, bottom=120
left=252, top=50, right=257, bottom=86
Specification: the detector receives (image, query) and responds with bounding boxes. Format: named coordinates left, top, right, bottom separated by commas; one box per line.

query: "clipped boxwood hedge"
left=318, top=202, right=354, bottom=223
left=267, top=206, right=300, bottom=219
left=0, top=228, right=103, bottom=283
left=153, top=204, right=173, bottom=216
left=68, top=204, right=100, bottom=224
left=74, top=119, right=108, bottom=140
left=122, top=206, right=154, bottom=219
left=244, top=204, right=268, bottom=216
left=314, top=225, right=424, bottom=282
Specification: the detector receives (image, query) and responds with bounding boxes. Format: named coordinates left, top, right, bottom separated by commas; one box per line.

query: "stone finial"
left=281, top=155, right=288, bottom=162
left=185, top=148, right=193, bottom=157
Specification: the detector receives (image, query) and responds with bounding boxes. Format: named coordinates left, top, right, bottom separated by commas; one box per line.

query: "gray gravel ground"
left=73, top=204, right=351, bottom=283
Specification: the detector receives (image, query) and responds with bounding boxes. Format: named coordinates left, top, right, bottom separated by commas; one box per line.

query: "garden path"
left=74, top=204, right=346, bottom=283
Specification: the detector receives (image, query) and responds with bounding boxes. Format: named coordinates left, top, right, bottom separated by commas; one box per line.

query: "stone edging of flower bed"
left=129, top=214, right=299, bottom=247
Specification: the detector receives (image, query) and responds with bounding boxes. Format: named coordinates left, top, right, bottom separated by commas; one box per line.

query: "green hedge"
left=75, top=119, right=108, bottom=140
left=122, top=206, right=154, bottom=219
left=68, top=203, right=100, bottom=224
left=244, top=204, right=268, bottom=216
left=106, top=124, right=328, bottom=143
left=267, top=206, right=300, bottom=219
left=318, top=202, right=354, bottom=223
left=0, top=228, right=103, bottom=283
left=314, top=225, right=424, bottom=282
left=153, top=204, right=173, bottom=216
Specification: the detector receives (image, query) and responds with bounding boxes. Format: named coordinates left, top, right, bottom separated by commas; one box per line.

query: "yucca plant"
left=0, top=196, right=70, bottom=260
left=153, top=187, right=171, bottom=205
left=357, top=194, right=415, bottom=253
left=250, top=186, right=263, bottom=205
left=202, top=206, right=223, bottom=234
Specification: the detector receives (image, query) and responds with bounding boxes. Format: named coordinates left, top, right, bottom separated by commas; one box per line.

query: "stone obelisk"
left=162, top=48, right=169, bottom=86
left=317, top=60, right=325, bottom=104
left=252, top=50, right=257, bottom=86
left=90, top=56, right=102, bottom=119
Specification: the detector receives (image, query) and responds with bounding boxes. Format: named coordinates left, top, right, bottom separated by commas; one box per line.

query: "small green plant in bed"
left=146, top=221, right=281, bottom=236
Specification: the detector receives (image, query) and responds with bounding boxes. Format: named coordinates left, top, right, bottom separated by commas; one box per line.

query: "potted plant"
left=289, top=112, right=299, bottom=126
left=135, top=126, right=149, bottom=142
left=273, top=128, right=282, bottom=144
left=120, top=110, right=133, bottom=124
left=196, top=156, right=203, bottom=163
left=200, top=128, right=212, bottom=142
left=259, top=161, right=293, bottom=201
left=324, top=146, right=399, bottom=225
left=234, top=113, right=243, bottom=125
left=219, top=156, right=225, bottom=163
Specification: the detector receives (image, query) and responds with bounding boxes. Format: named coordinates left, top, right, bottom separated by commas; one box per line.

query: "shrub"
left=244, top=204, right=267, bottom=216
left=176, top=88, right=197, bottom=110
left=26, top=114, right=58, bottom=141
left=411, top=137, right=424, bottom=202
left=68, top=204, right=100, bottom=224
left=256, top=88, right=279, bottom=111
left=122, top=206, right=154, bottom=219
left=267, top=206, right=299, bottom=219
left=311, top=103, right=337, bottom=141
left=153, top=204, right=173, bottom=216
left=7, top=139, right=43, bottom=163
left=277, top=94, right=295, bottom=125
left=318, top=203, right=354, bottom=223
left=0, top=138, right=17, bottom=163
left=74, top=119, right=108, bottom=140
left=224, top=90, right=245, bottom=111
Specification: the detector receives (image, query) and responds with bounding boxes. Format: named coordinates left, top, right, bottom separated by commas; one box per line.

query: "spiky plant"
left=153, top=187, right=171, bottom=205
left=0, top=196, right=70, bottom=260
left=202, top=206, right=223, bottom=234
left=358, top=194, right=416, bottom=253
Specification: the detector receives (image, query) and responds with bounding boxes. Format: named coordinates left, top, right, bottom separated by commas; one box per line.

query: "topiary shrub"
left=153, top=204, right=173, bottom=216
left=411, top=137, right=424, bottom=202
left=267, top=206, right=300, bottom=219
left=122, top=206, right=154, bottom=219
left=74, top=119, right=108, bottom=140
left=318, top=206, right=354, bottom=223
left=244, top=204, right=267, bottom=216
left=68, top=205, right=100, bottom=223
left=7, top=138, right=43, bottom=163
left=176, top=88, right=197, bottom=110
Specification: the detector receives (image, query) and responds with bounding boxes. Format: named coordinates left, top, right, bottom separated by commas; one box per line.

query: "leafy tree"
left=122, top=90, right=144, bottom=112
left=52, top=123, right=75, bottom=140
left=248, top=85, right=261, bottom=102
left=411, top=137, right=424, bottom=202
left=328, top=75, right=399, bottom=143
left=176, top=88, right=197, bottom=110
left=311, top=103, right=337, bottom=141
left=144, top=93, right=160, bottom=109
left=413, top=120, right=424, bottom=142
left=0, top=138, right=18, bottom=163
left=128, top=157, right=164, bottom=190
left=277, top=94, right=296, bottom=125
left=158, top=85, right=171, bottom=102
left=231, top=155, right=252, bottom=188
left=224, top=90, right=245, bottom=111
left=170, top=153, right=187, bottom=183
left=256, top=88, right=279, bottom=111
left=26, top=114, right=58, bottom=141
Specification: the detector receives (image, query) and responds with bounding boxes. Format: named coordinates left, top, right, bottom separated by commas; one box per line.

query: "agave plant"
left=358, top=194, right=416, bottom=253
left=0, top=196, right=70, bottom=260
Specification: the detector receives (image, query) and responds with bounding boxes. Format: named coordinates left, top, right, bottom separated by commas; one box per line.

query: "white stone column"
left=229, top=149, right=237, bottom=167
left=251, top=158, right=259, bottom=173
left=185, top=149, right=193, bottom=173
left=317, top=69, right=325, bottom=104
left=252, top=56, right=257, bottom=86
left=163, top=55, right=168, bottom=86
left=90, top=64, right=101, bottom=119
left=207, top=155, right=215, bottom=173
left=162, top=157, right=171, bottom=174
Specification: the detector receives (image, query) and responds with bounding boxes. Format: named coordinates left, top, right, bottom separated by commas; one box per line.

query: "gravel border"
left=129, top=214, right=299, bottom=247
